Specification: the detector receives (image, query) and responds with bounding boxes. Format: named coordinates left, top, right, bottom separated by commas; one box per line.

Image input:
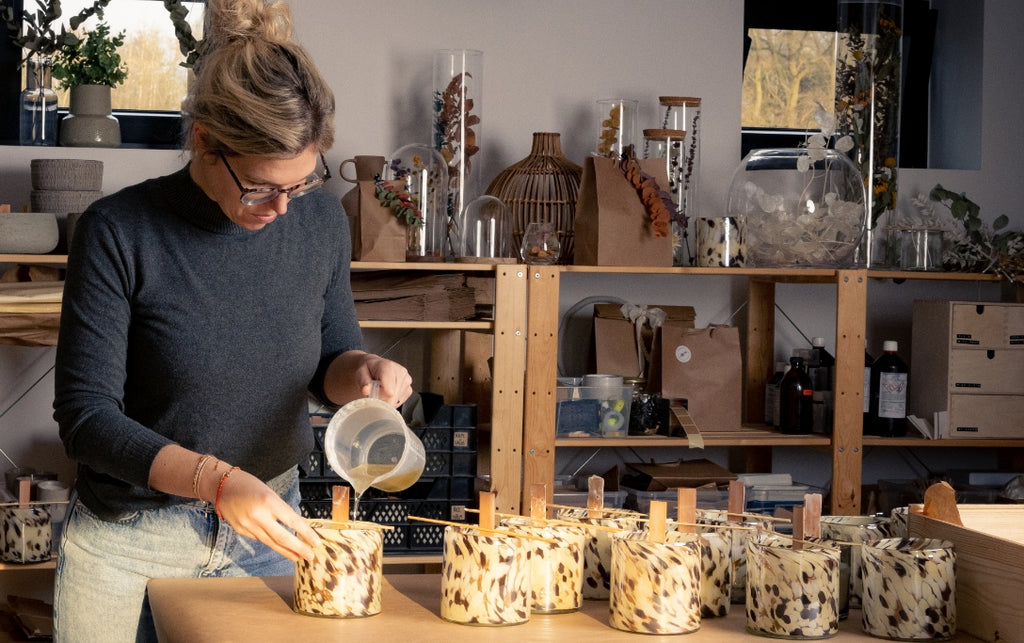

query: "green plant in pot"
left=52, top=20, right=126, bottom=147
left=1, top=0, right=112, bottom=145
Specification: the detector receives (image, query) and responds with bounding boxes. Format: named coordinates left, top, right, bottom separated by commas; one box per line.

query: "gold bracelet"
left=192, top=454, right=215, bottom=502
left=215, top=466, right=240, bottom=521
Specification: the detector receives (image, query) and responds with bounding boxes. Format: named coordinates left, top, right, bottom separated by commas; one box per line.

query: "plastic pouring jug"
left=323, top=382, right=425, bottom=495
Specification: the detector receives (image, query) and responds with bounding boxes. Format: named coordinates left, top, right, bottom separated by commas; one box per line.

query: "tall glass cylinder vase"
left=835, top=0, right=903, bottom=267
left=19, top=55, right=59, bottom=146
left=658, top=97, right=701, bottom=266
left=433, top=49, right=490, bottom=259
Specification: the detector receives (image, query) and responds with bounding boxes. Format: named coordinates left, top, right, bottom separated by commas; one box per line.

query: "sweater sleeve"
left=53, top=207, right=173, bottom=490
left=307, top=194, right=363, bottom=407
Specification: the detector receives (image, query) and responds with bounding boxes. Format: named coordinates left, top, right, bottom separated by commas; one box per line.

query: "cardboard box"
left=908, top=504, right=1024, bottom=642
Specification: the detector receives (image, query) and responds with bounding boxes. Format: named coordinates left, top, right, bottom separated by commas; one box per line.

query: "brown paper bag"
left=573, top=156, right=673, bottom=266
left=658, top=324, right=743, bottom=431
left=593, top=303, right=695, bottom=379
left=347, top=180, right=407, bottom=262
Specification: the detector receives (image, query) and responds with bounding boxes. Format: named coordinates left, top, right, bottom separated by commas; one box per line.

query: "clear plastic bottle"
left=779, top=356, right=813, bottom=434
left=868, top=340, right=908, bottom=437
left=764, top=360, right=788, bottom=429
left=808, top=337, right=835, bottom=433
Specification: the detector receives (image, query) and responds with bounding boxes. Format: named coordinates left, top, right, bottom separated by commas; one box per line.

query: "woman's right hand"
left=210, top=465, right=318, bottom=562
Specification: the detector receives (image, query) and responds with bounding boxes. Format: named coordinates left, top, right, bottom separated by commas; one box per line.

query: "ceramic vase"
left=59, top=85, right=121, bottom=148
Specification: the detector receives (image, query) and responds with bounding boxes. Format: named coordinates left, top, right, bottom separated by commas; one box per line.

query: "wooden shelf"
left=556, top=426, right=831, bottom=448
left=358, top=320, right=492, bottom=330
left=521, top=265, right=1023, bottom=516
left=863, top=436, right=1024, bottom=448
left=0, top=559, right=55, bottom=571
left=0, top=254, right=68, bottom=265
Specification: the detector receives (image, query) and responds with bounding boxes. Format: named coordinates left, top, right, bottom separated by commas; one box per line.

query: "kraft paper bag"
left=658, top=324, right=743, bottom=431
left=593, top=303, right=695, bottom=379
left=573, top=156, right=673, bottom=266
left=347, top=180, right=407, bottom=263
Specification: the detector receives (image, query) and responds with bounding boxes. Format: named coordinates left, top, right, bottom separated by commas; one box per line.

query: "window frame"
left=0, top=0, right=187, bottom=148
left=742, top=0, right=936, bottom=168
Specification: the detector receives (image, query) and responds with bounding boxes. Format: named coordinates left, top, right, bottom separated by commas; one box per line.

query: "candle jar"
left=502, top=518, right=587, bottom=614
left=440, top=525, right=530, bottom=625
left=745, top=533, right=841, bottom=639
left=556, top=507, right=641, bottom=600
left=609, top=530, right=702, bottom=635
left=861, top=538, right=956, bottom=640
left=696, top=527, right=733, bottom=617
left=820, top=514, right=891, bottom=610
left=292, top=520, right=383, bottom=618
left=696, top=216, right=747, bottom=267
left=1, top=505, right=51, bottom=563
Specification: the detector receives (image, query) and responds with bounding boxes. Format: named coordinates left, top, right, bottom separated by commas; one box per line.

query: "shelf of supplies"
left=555, top=425, right=832, bottom=448
left=862, top=436, right=1024, bottom=448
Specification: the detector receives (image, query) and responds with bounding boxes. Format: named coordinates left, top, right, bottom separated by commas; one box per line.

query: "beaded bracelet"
left=192, top=454, right=215, bottom=502
left=215, top=466, right=240, bottom=521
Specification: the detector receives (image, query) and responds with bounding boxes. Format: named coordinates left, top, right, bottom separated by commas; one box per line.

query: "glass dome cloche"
left=726, top=148, right=867, bottom=268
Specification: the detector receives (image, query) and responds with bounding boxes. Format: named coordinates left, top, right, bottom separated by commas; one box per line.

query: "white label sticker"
left=675, top=345, right=692, bottom=363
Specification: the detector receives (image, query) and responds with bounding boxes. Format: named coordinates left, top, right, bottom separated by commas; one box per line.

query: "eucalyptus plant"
left=0, top=0, right=111, bottom=64
left=163, top=0, right=205, bottom=69
left=51, top=20, right=126, bottom=89
left=928, top=184, right=1024, bottom=282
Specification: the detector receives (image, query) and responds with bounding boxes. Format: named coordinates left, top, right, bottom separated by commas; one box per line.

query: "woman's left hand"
left=358, top=354, right=413, bottom=407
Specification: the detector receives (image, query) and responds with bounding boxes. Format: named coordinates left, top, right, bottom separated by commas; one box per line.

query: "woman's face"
left=194, top=145, right=321, bottom=231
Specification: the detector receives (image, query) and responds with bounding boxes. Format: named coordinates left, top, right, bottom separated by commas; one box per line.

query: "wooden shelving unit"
left=520, top=264, right=1024, bottom=515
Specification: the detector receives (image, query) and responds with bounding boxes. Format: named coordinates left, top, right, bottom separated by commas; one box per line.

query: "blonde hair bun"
left=204, top=0, right=292, bottom=46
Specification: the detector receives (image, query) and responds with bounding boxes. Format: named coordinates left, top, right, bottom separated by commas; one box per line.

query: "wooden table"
left=147, top=574, right=982, bottom=642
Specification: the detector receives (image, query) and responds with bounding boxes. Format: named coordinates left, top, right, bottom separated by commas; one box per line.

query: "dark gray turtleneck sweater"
left=54, top=165, right=362, bottom=520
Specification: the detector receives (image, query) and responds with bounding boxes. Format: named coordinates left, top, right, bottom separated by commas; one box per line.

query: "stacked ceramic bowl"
left=29, top=158, right=104, bottom=251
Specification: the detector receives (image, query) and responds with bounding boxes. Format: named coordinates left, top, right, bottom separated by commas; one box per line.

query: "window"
left=1, top=0, right=204, bottom=148
left=741, top=0, right=939, bottom=168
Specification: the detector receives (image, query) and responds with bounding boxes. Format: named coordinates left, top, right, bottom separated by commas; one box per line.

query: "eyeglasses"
left=219, top=151, right=332, bottom=206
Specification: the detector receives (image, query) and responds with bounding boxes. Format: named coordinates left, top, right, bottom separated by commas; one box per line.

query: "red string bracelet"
left=215, top=466, right=240, bottom=521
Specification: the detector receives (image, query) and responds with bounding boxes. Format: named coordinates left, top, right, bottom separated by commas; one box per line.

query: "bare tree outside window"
left=56, top=0, right=203, bottom=111
left=742, top=28, right=836, bottom=131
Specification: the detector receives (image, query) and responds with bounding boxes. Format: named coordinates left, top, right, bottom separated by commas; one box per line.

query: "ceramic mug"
left=339, top=155, right=385, bottom=183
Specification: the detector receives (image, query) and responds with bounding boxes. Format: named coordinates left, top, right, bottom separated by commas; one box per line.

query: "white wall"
left=1, top=0, right=1021, bottom=540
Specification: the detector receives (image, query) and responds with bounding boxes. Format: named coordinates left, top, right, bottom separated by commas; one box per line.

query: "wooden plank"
left=745, top=278, right=775, bottom=425
left=832, top=269, right=867, bottom=515
left=909, top=506, right=1024, bottom=642
left=489, top=266, right=527, bottom=515
left=427, top=329, right=462, bottom=403
left=521, top=265, right=560, bottom=510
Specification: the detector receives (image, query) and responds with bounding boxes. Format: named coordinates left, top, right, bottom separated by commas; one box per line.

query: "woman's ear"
left=190, top=124, right=217, bottom=164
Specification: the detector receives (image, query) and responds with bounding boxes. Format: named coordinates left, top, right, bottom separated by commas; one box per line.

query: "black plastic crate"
left=423, top=451, right=451, bottom=477
left=450, top=404, right=477, bottom=428
left=416, top=427, right=452, bottom=452
left=449, top=476, right=475, bottom=500
left=299, top=450, right=322, bottom=478
left=451, top=426, right=476, bottom=451
left=451, top=452, right=477, bottom=477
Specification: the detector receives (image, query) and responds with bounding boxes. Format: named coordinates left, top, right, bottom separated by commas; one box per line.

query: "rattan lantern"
left=485, top=132, right=582, bottom=264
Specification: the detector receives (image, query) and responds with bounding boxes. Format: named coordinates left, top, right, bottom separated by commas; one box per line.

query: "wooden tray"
left=908, top=504, right=1024, bottom=642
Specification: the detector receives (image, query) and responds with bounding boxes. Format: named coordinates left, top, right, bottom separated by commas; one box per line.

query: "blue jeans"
left=53, top=467, right=300, bottom=643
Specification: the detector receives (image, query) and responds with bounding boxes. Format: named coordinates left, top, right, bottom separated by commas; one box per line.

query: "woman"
left=50, top=1, right=411, bottom=640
